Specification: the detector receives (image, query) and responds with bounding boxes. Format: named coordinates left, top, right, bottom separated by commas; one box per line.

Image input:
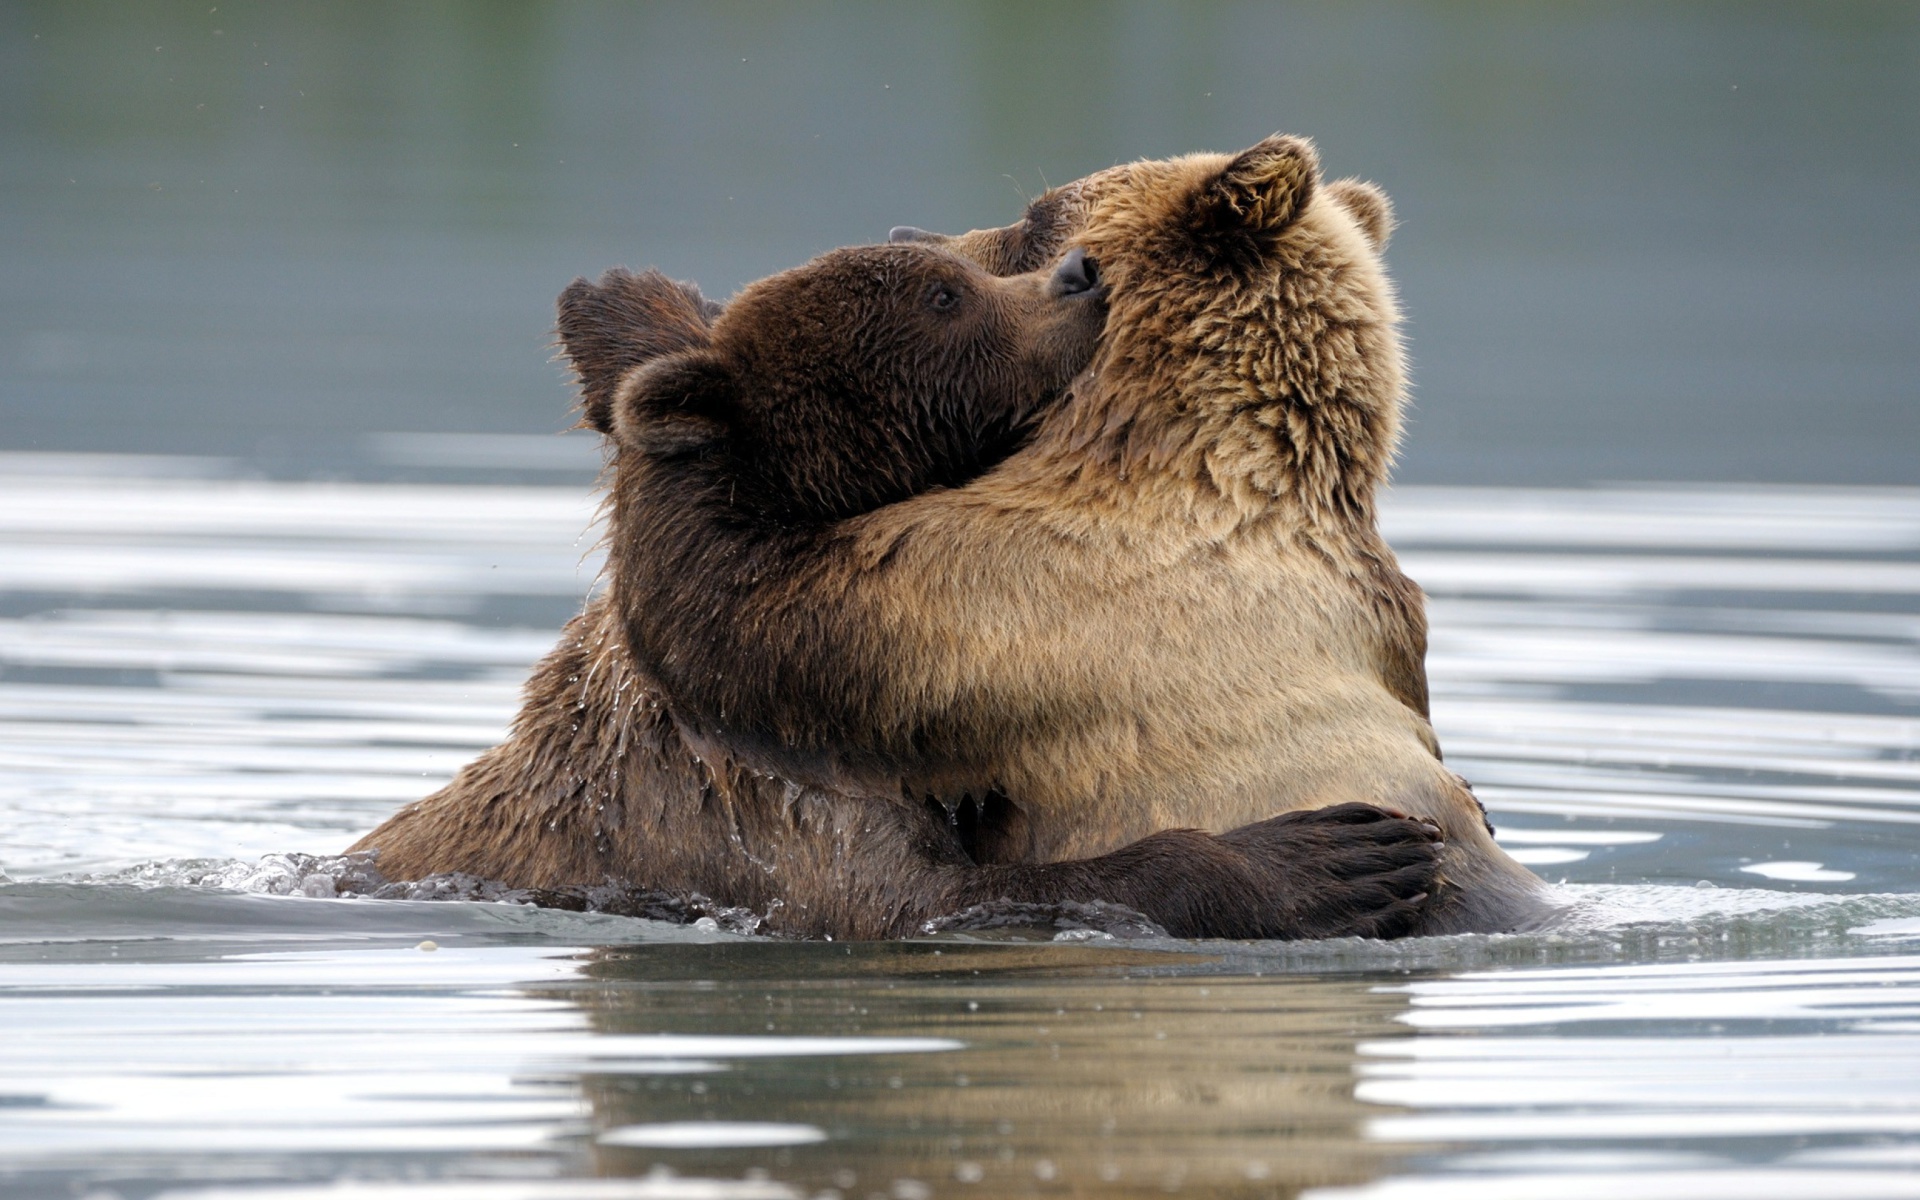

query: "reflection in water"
left=0, top=932, right=1420, bottom=1198
left=564, top=944, right=1412, bottom=1198
left=1, top=455, right=1918, bottom=1197
left=9, top=926, right=1920, bottom=1198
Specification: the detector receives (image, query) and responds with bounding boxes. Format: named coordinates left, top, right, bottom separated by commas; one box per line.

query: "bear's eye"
left=926, top=282, right=961, bottom=312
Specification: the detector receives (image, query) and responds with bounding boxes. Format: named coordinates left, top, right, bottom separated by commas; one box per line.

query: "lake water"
left=5, top=4, right=1919, bottom=1196
left=3, top=449, right=1918, bottom=1199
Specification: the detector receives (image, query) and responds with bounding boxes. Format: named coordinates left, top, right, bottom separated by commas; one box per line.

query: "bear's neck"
left=1030, top=361, right=1401, bottom=545
left=1029, top=258, right=1407, bottom=545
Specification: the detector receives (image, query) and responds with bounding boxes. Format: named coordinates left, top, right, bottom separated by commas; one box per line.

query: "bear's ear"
left=1326, top=178, right=1394, bottom=251
left=1187, top=133, right=1321, bottom=255
left=609, top=349, right=735, bottom=457
left=557, top=268, right=718, bottom=435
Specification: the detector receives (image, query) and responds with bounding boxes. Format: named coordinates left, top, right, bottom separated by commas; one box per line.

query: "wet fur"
left=353, top=241, right=1445, bottom=940
left=611, top=136, right=1550, bottom=933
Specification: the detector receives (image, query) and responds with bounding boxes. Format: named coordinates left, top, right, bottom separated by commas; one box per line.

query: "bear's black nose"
left=889, top=226, right=934, bottom=244
left=1053, top=247, right=1100, bottom=296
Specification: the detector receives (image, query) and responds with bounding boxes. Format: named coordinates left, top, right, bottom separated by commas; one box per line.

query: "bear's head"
left=558, top=243, right=1107, bottom=524
left=893, top=135, right=1404, bottom=522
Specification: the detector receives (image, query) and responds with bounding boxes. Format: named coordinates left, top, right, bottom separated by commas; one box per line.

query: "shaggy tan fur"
left=620, top=136, right=1548, bottom=931
left=352, top=220, right=1451, bottom=940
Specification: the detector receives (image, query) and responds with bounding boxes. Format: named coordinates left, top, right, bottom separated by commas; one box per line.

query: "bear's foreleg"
left=926, top=802, right=1442, bottom=941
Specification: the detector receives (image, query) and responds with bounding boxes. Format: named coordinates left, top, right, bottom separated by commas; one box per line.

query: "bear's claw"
left=1209, top=801, right=1445, bottom=940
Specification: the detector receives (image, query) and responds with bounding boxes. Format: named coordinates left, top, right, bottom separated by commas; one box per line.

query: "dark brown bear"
left=605, top=136, right=1552, bottom=934
left=348, top=239, right=1444, bottom=940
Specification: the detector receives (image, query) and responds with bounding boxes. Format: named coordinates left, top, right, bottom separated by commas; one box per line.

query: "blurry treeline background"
left=3, top=0, right=1915, bottom=483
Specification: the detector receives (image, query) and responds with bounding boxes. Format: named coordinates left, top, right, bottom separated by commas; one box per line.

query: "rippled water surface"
left=7, top=3, right=1917, bottom=1194
left=2, top=451, right=1918, bottom=1198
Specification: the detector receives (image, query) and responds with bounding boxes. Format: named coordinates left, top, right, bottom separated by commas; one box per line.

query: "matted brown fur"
left=611, top=135, right=1550, bottom=933
left=351, top=232, right=1446, bottom=940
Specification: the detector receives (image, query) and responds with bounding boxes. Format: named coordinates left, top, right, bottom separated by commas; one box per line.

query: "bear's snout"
left=1051, top=248, right=1102, bottom=298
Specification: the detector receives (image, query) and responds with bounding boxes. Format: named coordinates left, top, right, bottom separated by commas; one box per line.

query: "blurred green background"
left=3, top=0, right=1916, bottom=482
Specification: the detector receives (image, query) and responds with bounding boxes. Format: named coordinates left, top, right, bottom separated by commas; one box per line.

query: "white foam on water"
left=1545, top=881, right=1879, bottom=929
left=1743, top=860, right=1858, bottom=881
left=1495, top=829, right=1664, bottom=844
left=1506, top=847, right=1591, bottom=865
left=596, top=1123, right=828, bottom=1149
left=1858, top=917, right=1920, bottom=938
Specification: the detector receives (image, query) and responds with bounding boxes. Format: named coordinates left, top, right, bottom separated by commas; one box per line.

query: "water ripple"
left=3, top=460, right=1919, bottom=1198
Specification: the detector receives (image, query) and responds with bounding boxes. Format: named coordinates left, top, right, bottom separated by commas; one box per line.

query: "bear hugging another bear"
left=349, top=134, right=1551, bottom=939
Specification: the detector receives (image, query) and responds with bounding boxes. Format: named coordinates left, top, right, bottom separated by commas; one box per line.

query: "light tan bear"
left=619, top=134, right=1550, bottom=933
